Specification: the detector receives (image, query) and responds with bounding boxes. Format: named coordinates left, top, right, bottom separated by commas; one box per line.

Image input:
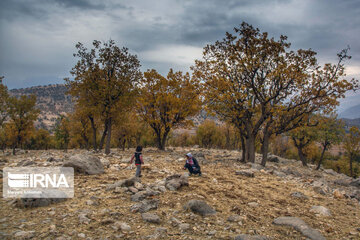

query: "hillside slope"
left=339, top=104, right=360, bottom=119
left=10, top=84, right=74, bottom=131
left=0, top=148, right=359, bottom=239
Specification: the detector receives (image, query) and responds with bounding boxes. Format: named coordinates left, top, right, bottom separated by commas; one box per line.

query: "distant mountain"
left=10, top=84, right=74, bottom=131
left=338, top=104, right=360, bottom=119
left=341, top=118, right=360, bottom=130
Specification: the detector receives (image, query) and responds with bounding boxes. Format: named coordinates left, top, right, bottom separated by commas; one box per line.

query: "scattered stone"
left=86, top=199, right=99, bottom=206
left=158, top=186, right=166, bottom=192
left=334, top=178, right=351, bottom=186
left=130, top=191, right=148, bottom=202
left=14, top=231, right=35, bottom=239
left=101, top=218, right=115, bottom=225
left=141, top=213, right=161, bottom=224
left=248, top=202, right=259, bottom=208
left=249, top=163, right=264, bottom=170
left=349, top=190, right=360, bottom=201
left=131, top=199, right=159, bottom=213
left=16, top=195, right=66, bottom=208
left=179, top=223, right=190, bottom=232
left=207, top=230, right=216, bottom=235
left=234, top=234, right=269, bottom=240
left=282, top=167, right=302, bottom=177
left=291, top=192, right=309, bottom=199
left=273, top=170, right=286, bottom=178
left=183, top=199, right=216, bottom=216
left=114, top=187, right=127, bottom=193
left=128, top=187, right=138, bottom=194
left=227, top=214, right=241, bottom=222
left=273, top=216, right=326, bottom=240
left=47, top=157, right=62, bottom=162
left=170, top=217, right=182, bottom=226
left=323, top=168, right=337, bottom=175
left=78, top=213, right=91, bottom=224
left=350, top=178, right=360, bottom=188
left=165, top=174, right=189, bottom=191
left=100, top=158, right=110, bottom=168
left=63, top=154, right=104, bottom=175
left=106, top=177, right=140, bottom=190
left=267, top=155, right=279, bottom=163
left=333, top=189, right=344, bottom=199
left=313, top=186, right=327, bottom=195
left=77, top=233, right=85, bottom=238
left=310, top=206, right=332, bottom=216
left=16, top=159, right=36, bottom=167
left=114, top=222, right=131, bottom=232
left=134, top=182, right=144, bottom=190
left=235, top=170, right=255, bottom=178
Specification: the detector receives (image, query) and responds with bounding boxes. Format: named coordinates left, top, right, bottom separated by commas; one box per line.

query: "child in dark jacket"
left=184, top=153, right=202, bottom=176
left=130, top=146, right=144, bottom=177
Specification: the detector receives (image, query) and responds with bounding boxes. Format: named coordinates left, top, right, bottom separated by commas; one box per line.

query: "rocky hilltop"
left=0, top=148, right=359, bottom=239
left=10, top=84, right=74, bottom=131
left=9, top=84, right=218, bottom=131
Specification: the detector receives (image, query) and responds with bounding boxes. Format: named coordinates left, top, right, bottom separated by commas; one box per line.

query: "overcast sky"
left=0, top=0, right=359, bottom=111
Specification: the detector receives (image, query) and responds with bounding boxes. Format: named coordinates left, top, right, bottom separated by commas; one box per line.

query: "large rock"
left=234, top=234, right=269, bottom=240
left=17, top=159, right=36, bottom=167
left=131, top=199, right=159, bottom=213
left=273, top=217, right=326, bottom=240
left=291, top=192, right=309, bottom=200
left=235, top=170, right=255, bottom=178
left=113, top=222, right=131, bottom=232
left=14, top=231, right=35, bottom=239
left=334, top=178, right=351, bottom=186
left=165, top=174, right=189, bottom=191
left=131, top=191, right=148, bottom=202
left=183, top=199, right=216, bottom=216
left=350, top=190, right=360, bottom=201
left=16, top=198, right=66, bottom=208
left=267, top=155, right=279, bottom=163
left=63, top=154, right=104, bottom=175
left=310, top=206, right=331, bottom=216
left=106, top=177, right=140, bottom=191
left=141, top=213, right=161, bottom=224
left=350, top=178, right=360, bottom=188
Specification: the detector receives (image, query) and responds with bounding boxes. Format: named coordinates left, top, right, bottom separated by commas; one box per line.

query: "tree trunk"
left=99, top=119, right=109, bottom=150
left=156, top=132, right=163, bottom=150
left=350, top=154, right=353, bottom=177
left=240, top=135, right=246, bottom=162
left=105, top=117, right=112, bottom=155
left=89, top=116, right=97, bottom=151
left=261, top=131, right=270, bottom=166
left=161, top=131, right=169, bottom=151
left=296, top=145, right=307, bottom=166
left=12, top=144, right=16, bottom=155
left=316, top=144, right=327, bottom=170
left=246, top=134, right=256, bottom=163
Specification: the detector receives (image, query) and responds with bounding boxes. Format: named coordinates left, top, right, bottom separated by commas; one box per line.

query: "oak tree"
left=137, top=69, right=201, bottom=150
left=66, top=40, right=141, bottom=154
left=343, top=126, right=360, bottom=177
left=7, top=95, right=39, bottom=155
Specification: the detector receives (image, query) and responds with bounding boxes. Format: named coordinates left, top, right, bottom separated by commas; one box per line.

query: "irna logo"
left=8, top=173, right=69, bottom=188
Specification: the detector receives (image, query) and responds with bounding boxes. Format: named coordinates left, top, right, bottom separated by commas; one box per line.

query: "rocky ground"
left=0, top=147, right=359, bottom=240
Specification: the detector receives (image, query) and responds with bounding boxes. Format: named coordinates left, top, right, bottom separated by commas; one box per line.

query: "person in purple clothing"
left=184, top=153, right=202, bottom=176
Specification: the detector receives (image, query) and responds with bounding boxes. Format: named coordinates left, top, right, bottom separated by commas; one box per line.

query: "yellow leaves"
left=138, top=69, right=201, bottom=134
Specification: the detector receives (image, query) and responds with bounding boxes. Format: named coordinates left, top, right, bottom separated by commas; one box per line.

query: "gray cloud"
left=0, top=0, right=359, bottom=111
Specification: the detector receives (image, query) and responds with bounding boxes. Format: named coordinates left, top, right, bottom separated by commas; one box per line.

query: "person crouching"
left=184, top=153, right=202, bottom=176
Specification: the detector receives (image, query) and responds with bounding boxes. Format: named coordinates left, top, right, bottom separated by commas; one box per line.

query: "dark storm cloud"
left=0, top=0, right=359, bottom=107
left=51, top=0, right=106, bottom=10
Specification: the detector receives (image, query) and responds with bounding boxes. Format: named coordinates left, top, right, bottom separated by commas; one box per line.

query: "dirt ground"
left=0, top=147, right=359, bottom=239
